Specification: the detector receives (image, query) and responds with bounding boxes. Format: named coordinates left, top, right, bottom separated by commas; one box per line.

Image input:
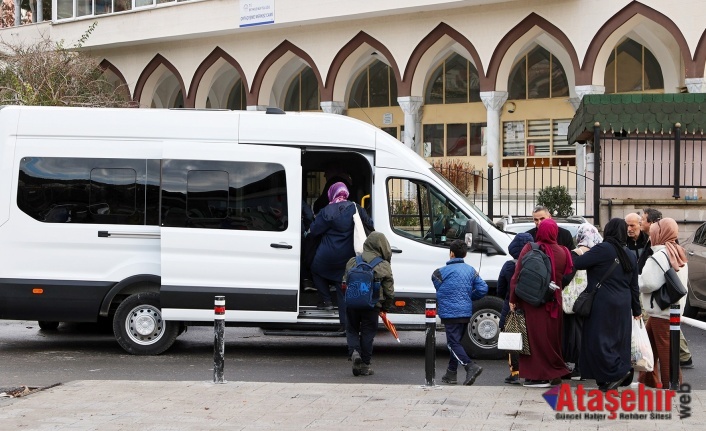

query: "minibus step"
left=263, top=329, right=345, bottom=337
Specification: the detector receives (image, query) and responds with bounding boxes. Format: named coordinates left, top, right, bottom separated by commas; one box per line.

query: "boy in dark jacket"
left=343, top=231, right=394, bottom=376
left=432, top=239, right=488, bottom=386
left=497, top=232, right=533, bottom=385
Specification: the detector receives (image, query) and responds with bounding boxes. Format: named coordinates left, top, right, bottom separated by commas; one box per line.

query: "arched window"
left=425, top=53, right=481, bottom=104
left=227, top=80, right=247, bottom=110
left=284, top=67, right=320, bottom=111
left=348, top=60, right=398, bottom=108
left=508, top=46, right=568, bottom=100
left=604, top=38, right=663, bottom=93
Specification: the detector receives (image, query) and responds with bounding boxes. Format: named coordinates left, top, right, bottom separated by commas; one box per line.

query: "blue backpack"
left=345, top=255, right=384, bottom=309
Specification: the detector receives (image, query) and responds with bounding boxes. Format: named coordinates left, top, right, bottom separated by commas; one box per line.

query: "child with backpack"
left=342, top=231, right=394, bottom=376
left=432, top=239, right=488, bottom=386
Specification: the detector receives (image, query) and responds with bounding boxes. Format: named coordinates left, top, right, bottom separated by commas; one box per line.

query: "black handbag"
left=572, top=258, right=620, bottom=317
left=649, top=252, right=687, bottom=310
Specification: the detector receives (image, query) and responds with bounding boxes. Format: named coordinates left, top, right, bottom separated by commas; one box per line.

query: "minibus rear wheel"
left=113, top=292, right=179, bottom=355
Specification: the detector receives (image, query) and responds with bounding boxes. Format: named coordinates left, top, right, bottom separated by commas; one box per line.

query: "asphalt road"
left=1, top=319, right=705, bottom=389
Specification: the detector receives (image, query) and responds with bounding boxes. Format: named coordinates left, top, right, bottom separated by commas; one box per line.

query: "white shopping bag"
left=497, top=332, right=523, bottom=351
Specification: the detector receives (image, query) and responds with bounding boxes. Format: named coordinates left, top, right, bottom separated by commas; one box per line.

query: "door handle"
left=391, top=247, right=402, bottom=254
left=270, top=243, right=293, bottom=249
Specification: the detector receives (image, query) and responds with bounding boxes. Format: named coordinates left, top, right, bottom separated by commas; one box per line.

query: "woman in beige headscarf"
left=638, top=217, right=688, bottom=388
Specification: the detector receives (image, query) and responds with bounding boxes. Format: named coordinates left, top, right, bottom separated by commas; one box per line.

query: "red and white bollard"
left=425, top=300, right=437, bottom=387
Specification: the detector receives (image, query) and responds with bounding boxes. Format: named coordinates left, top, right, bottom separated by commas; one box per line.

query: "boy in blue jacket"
left=432, top=239, right=488, bottom=385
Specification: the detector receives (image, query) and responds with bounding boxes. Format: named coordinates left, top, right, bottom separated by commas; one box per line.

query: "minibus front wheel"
left=113, top=292, right=179, bottom=355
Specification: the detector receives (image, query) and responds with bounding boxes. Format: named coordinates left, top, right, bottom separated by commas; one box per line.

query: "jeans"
left=345, top=307, right=379, bottom=364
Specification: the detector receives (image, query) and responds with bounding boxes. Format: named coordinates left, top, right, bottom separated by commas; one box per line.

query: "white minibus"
left=0, top=106, right=511, bottom=355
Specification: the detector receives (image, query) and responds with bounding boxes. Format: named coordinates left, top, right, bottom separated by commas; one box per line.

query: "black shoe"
left=360, top=363, right=374, bottom=376
left=550, top=377, right=562, bottom=386
left=303, top=279, right=316, bottom=292
left=441, top=369, right=458, bottom=385
left=620, top=368, right=634, bottom=387
left=680, top=358, right=694, bottom=369
left=523, top=379, right=550, bottom=388
left=504, top=374, right=521, bottom=385
left=571, top=368, right=585, bottom=381
left=603, top=370, right=631, bottom=392
left=351, top=350, right=362, bottom=376
left=463, top=363, right=483, bottom=386
left=317, top=301, right=333, bottom=310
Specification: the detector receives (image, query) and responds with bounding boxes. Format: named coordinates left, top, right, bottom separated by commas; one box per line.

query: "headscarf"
left=602, top=218, right=634, bottom=273
left=327, top=182, right=349, bottom=204
left=509, top=233, right=533, bottom=260
left=576, top=223, right=603, bottom=248
left=649, top=217, right=687, bottom=271
left=535, top=219, right=573, bottom=277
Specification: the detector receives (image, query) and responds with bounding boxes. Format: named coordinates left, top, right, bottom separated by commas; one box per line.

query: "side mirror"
left=465, top=219, right=480, bottom=252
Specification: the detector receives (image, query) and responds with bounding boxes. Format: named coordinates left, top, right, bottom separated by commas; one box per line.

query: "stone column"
left=397, top=96, right=423, bottom=153
left=571, top=85, right=604, bottom=210
left=685, top=78, right=706, bottom=94
left=480, top=91, right=507, bottom=198
left=320, top=101, right=346, bottom=115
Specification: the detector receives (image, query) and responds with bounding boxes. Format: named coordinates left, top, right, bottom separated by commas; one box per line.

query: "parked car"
left=496, top=215, right=588, bottom=247
left=683, top=222, right=706, bottom=318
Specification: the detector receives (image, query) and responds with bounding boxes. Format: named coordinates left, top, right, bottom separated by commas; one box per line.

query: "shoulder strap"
left=649, top=251, right=668, bottom=273
left=369, top=256, right=384, bottom=268
left=595, top=258, right=620, bottom=289
left=355, top=254, right=364, bottom=265
left=530, top=242, right=540, bottom=251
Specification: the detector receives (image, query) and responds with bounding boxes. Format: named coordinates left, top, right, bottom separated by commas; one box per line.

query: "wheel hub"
left=470, top=310, right=500, bottom=349
left=133, top=312, right=157, bottom=336
left=477, top=318, right=498, bottom=340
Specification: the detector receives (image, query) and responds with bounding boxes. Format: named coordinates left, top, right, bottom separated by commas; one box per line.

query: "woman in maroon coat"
left=510, top=219, right=573, bottom=387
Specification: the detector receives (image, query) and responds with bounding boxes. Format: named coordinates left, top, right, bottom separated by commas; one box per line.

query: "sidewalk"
left=0, top=380, right=703, bottom=430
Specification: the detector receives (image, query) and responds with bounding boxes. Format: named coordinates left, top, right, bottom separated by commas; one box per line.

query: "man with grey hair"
left=625, top=212, right=648, bottom=262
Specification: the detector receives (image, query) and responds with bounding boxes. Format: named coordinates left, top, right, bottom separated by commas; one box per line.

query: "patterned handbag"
left=503, top=310, right=530, bottom=355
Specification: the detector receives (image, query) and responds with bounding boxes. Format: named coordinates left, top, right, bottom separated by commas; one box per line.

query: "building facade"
left=4, top=0, right=706, bottom=193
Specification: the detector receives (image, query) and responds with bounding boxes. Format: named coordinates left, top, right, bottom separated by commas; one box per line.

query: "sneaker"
left=523, top=379, right=550, bottom=388
left=571, top=368, right=585, bottom=381
left=303, top=279, right=316, bottom=292
left=680, top=358, right=694, bottom=369
left=463, top=363, right=483, bottom=386
left=504, top=374, right=521, bottom=385
left=329, top=284, right=336, bottom=292
left=442, top=369, right=458, bottom=385
left=360, top=363, right=374, bottom=376
left=550, top=377, right=562, bottom=386
left=351, top=350, right=362, bottom=376
left=317, top=301, right=333, bottom=311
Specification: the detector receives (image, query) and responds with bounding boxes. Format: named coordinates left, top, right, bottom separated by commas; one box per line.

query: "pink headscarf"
left=649, top=218, right=687, bottom=271
left=328, top=182, right=349, bottom=204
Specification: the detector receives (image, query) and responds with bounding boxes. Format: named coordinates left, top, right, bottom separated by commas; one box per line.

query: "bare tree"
left=0, top=24, right=134, bottom=107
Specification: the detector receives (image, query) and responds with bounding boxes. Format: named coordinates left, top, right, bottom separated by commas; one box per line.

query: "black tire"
left=461, top=295, right=505, bottom=360
left=683, top=295, right=700, bottom=319
left=38, top=321, right=59, bottom=330
left=113, top=292, right=179, bottom=355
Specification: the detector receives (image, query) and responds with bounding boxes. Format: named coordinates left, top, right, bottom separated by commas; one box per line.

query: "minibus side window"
left=161, top=160, right=288, bottom=231
left=17, top=157, right=149, bottom=225
left=387, top=177, right=469, bottom=246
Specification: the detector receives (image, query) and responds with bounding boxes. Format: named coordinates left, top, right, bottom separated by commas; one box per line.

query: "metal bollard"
left=214, top=296, right=226, bottom=384
left=424, top=300, right=437, bottom=387
left=669, top=304, right=680, bottom=390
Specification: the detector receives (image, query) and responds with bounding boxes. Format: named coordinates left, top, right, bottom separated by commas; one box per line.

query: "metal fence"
left=434, top=161, right=592, bottom=221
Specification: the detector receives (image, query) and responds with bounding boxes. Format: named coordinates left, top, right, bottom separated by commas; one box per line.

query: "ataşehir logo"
left=543, top=383, right=692, bottom=421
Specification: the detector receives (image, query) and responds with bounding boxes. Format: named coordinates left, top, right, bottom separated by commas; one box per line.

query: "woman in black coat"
left=309, top=182, right=372, bottom=328
left=572, top=218, right=642, bottom=391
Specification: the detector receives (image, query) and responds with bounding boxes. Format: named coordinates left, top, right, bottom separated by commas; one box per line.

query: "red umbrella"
left=379, top=311, right=400, bottom=343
